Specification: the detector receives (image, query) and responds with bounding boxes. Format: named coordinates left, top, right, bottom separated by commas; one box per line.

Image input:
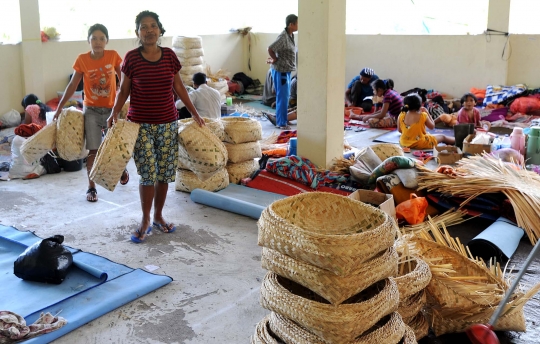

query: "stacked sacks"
left=254, top=192, right=417, bottom=344
left=221, top=117, right=262, bottom=184
left=175, top=118, right=229, bottom=193
left=172, top=36, right=205, bottom=87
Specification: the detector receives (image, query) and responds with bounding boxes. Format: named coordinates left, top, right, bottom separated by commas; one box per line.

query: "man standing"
left=345, top=67, right=379, bottom=111
left=267, top=14, right=298, bottom=130
left=176, top=72, right=221, bottom=119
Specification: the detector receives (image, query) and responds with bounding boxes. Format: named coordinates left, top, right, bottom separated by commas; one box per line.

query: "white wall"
left=507, top=35, right=540, bottom=87
left=0, top=44, right=23, bottom=113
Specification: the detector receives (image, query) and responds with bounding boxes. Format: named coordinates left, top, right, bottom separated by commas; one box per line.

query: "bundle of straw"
left=417, top=154, right=540, bottom=244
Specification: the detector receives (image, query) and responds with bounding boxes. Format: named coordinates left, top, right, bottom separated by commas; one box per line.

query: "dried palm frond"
left=232, top=104, right=264, bottom=118
left=417, top=154, right=540, bottom=244
left=401, top=209, right=470, bottom=235
left=327, top=156, right=355, bottom=173
left=205, top=65, right=231, bottom=81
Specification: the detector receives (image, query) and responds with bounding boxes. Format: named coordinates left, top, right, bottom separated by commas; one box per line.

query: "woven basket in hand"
left=221, top=117, right=263, bottom=144
left=226, top=159, right=259, bottom=184
left=172, top=35, right=202, bottom=49
left=261, top=246, right=398, bottom=305
left=251, top=315, right=282, bottom=344
left=20, top=122, right=57, bottom=163
left=260, top=272, right=399, bottom=344
left=258, top=192, right=397, bottom=276
left=56, top=107, right=85, bottom=161
left=225, top=142, right=262, bottom=163
left=175, top=168, right=229, bottom=193
left=179, top=117, right=225, bottom=141
left=178, top=120, right=228, bottom=181
left=394, top=255, right=431, bottom=299
left=89, top=119, right=140, bottom=191
left=398, top=290, right=426, bottom=320
left=401, top=325, right=419, bottom=344
left=117, top=101, right=130, bottom=120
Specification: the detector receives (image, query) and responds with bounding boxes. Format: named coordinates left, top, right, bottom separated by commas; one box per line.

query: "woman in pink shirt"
left=21, top=94, right=50, bottom=127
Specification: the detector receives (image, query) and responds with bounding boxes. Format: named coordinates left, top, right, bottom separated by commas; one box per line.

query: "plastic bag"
left=14, top=235, right=73, bottom=284
left=0, top=109, right=22, bottom=128
left=396, top=194, right=428, bottom=225
left=40, top=151, right=61, bottom=174
left=8, top=135, right=46, bottom=179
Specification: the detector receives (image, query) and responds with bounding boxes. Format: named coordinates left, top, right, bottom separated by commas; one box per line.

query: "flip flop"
left=153, top=222, right=176, bottom=233
left=120, top=169, right=129, bottom=185
left=86, top=187, right=98, bottom=202
left=131, top=226, right=152, bottom=243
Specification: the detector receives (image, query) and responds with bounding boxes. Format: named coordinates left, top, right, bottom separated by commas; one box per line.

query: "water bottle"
left=287, top=137, right=297, bottom=156
left=526, top=126, right=540, bottom=165
left=510, top=127, right=526, bottom=156
left=500, top=135, right=512, bottom=149
left=491, top=135, right=500, bottom=152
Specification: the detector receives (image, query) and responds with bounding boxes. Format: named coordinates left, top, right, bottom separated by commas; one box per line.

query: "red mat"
left=245, top=170, right=351, bottom=197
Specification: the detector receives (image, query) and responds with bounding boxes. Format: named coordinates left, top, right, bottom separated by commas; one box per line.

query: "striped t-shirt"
left=122, top=46, right=181, bottom=124
left=383, top=89, right=404, bottom=116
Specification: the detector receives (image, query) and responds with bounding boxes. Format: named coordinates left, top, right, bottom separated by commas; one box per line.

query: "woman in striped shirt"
left=351, top=79, right=403, bottom=128
left=108, top=11, right=204, bottom=243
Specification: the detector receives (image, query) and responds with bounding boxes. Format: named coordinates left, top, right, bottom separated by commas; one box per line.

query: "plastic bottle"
left=527, top=126, right=540, bottom=165
left=500, top=134, right=512, bottom=149
left=491, top=135, right=500, bottom=152
left=510, top=127, right=526, bottom=156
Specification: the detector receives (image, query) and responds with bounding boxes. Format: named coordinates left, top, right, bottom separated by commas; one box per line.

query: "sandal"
left=262, top=112, right=277, bottom=126
left=152, top=222, right=176, bottom=233
left=120, top=169, right=129, bottom=185
left=131, top=226, right=153, bottom=243
left=277, top=125, right=291, bottom=130
left=86, top=187, right=98, bottom=202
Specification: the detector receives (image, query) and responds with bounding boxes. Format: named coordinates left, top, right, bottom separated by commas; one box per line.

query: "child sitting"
left=456, top=92, right=481, bottom=125
left=21, top=94, right=50, bottom=127
left=351, top=79, right=403, bottom=128
left=398, top=94, right=455, bottom=149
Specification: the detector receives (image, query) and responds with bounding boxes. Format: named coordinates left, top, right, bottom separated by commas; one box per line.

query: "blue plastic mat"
left=190, top=184, right=286, bottom=219
left=373, top=128, right=454, bottom=144
left=0, top=225, right=172, bottom=344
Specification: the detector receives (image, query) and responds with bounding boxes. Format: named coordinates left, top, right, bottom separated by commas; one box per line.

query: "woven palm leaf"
left=175, top=168, right=229, bottom=193
left=20, top=122, right=57, bottom=163
left=226, top=159, right=259, bottom=184
left=260, top=272, right=399, bottom=344
left=258, top=192, right=397, bottom=276
left=225, top=141, right=262, bottom=163
left=222, top=117, right=263, bottom=144
left=56, top=107, right=84, bottom=161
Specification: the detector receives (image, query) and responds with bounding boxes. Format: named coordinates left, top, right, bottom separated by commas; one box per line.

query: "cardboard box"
left=463, top=134, right=492, bottom=155
left=433, top=145, right=462, bottom=164
left=348, top=190, right=396, bottom=220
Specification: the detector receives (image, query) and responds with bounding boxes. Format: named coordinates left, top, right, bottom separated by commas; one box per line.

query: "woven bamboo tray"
left=56, top=107, right=85, bottom=161
left=221, top=117, right=263, bottom=144
left=260, top=272, right=399, bottom=344
left=179, top=117, right=224, bottom=141
left=251, top=315, right=283, bottom=344
left=89, top=119, right=140, bottom=191
left=20, top=122, right=57, bottom=163
left=226, top=159, right=259, bottom=184
left=175, top=168, right=229, bottom=193
left=224, top=142, right=262, bottom=163
left=261, top=246, right=398, bottom=305
left=178, top=120, right=227, bottom=181
left=397, top=290, right=426, bottom=320
left=394, top=255, right=431, bottom=300
left=258, top=192, right=397, bottom=276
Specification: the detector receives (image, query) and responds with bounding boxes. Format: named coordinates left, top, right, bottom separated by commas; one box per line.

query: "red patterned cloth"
left=14, top=123, right=42, bottom=138
left=276, top=130, right=297, bottom=143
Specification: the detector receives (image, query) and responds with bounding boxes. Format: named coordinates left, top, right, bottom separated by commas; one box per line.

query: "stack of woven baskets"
left=175, top=118, right=229, bottom=193
left=222, top=117, right=262, bottom=184
left=172, top=36, right=205, bottom=87
left=254, top=192, right=418, bottom=344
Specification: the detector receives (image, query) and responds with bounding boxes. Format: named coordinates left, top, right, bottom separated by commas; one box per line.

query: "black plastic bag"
left=40, top=152, right=61, bottom=174
left=14, top=235, right=73, bottom=284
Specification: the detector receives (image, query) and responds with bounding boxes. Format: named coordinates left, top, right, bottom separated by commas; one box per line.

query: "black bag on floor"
left=14, top=235, right=73, bottom=284
left=40, top=152, right=61, bottom=174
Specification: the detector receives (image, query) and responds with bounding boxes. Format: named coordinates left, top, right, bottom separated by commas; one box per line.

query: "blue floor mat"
left=372, top=128, right=454, bottom=144
left=0, top=225, right=172, bottom=344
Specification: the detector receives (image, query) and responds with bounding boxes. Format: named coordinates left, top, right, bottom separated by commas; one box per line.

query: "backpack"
left=232, top=72, right=254, bottom=90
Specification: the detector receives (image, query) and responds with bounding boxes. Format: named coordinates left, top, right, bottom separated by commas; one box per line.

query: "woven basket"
left=261, top=246, right=398, bottom=305
left=405, top=313, right=429, bottom=340
left=401, top=325, right=419, bottom=344
left=225, top=142, right=262, bottom=163
left=251, top=315, right=282, bottom=344
left=355, top=312, right=407, bottom=344
left=227, top=159, right=259, bottom=184
left=178, top=120, right=228, bottom=181
left=175, top=168, right=229, bottom=193
left=20, top=122, right=57, bottom=163
left=258, top=192, right=397, bottom=276
left=179, top=117, right=225, bottom=141
left=173, top=47, right=204, bottom=58
left=180, top=64, right=205, bottom=76
left=394, top=255, right=431, bottom=299
left=179, top=56, right=204, bottom=66
left=260, top=272, right=399, bottom=344
left=117, top=101, right=130, bottom=120
left=221, top=117, right=263, bottom=144
left=370, top=143, right=404, bottom=161
left=172, top=35, right=202, bottom=49
left=397, top=290, right=426, bottom=320
left=89, top=120, right=140, bottom=191
left=56, top=107, right=85, bottom=161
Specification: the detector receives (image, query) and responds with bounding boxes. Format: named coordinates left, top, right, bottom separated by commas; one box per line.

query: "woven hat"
left=221, top=117, right=263, bottom=144
left=89, top=119, right=140, bottom=192
left=56, top=107, right=85, bottom=161
left=258, top=192, right=397, bottom=276
left=226, top=159, right=259, bottom=184
left=179, top=117, right=224, bottom=141
left=259, top=272, right=399, bottom=343
left=20, top=122, right=57, bottom=164
left=175, top=168, right=229, bottom=193
left=224, top=141, right=262, bottom=163
left=178, top=120, right=228, bottom=181
left=261, top=246, right=398, bottom=305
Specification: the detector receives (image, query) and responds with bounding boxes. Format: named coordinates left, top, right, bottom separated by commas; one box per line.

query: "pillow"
left=57, top=91, right=83, bottom=102
left=367, top=156, right=415, bottom=185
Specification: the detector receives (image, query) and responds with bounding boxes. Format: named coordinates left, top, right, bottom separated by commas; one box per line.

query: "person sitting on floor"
left=261, top=68, right=276, bottom=107
left=398, top=93, right=455, bottom=149
left=345, top=67, right=378, bottom=111
left=176, top=72, right=221, bottom=120
left=351, top=79, right=403, bottom=128
left=21, top=94, right=50, bottom=127
left=262, top=75, right=298, bottom=125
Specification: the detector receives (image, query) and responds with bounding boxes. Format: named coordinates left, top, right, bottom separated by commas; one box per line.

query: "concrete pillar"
left=19, top=0, right=44, bottom=98
left=297, top=0, right=346, bottom=168
left=485, top=0, right=511, bottom=85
